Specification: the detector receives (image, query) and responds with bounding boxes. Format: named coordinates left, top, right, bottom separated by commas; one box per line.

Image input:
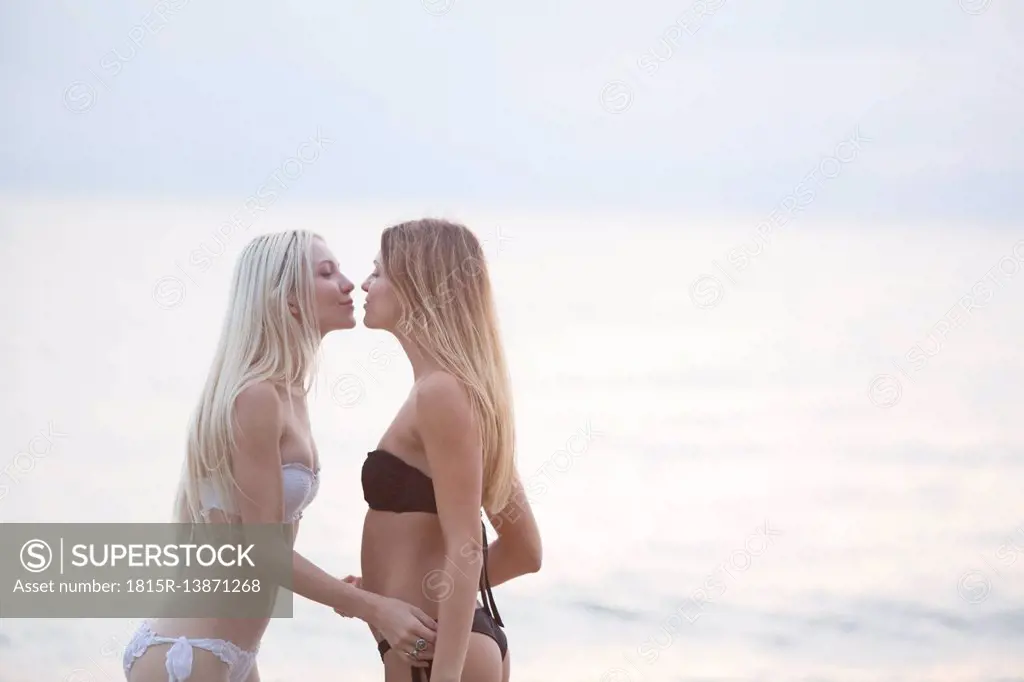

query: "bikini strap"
left=479, top=517, right=504, bottom=627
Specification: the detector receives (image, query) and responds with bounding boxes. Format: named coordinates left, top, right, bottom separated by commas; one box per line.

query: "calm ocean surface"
left=0, top=197, right=1022, bottom=681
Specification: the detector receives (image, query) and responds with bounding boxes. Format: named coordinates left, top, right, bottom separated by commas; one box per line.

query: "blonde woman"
left=123, top=231, right=437, bottom=682
left=355, top=219, right=543, bottom=682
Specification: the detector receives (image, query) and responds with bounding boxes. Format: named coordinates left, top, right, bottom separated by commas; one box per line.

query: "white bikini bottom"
left=122, top=621, right=258, bottom=682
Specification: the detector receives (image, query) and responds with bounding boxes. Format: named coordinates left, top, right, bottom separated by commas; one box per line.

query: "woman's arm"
left=483, top=474, right=542, bottom=587
left=418, top=373, right=484, bottom=682
left=230, top=383, right=436, bottom=647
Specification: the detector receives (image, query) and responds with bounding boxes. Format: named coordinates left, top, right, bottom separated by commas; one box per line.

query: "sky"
left=1, top=0, right=1022, bottom=219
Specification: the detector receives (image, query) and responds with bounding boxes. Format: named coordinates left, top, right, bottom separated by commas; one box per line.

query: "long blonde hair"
left=174, top=230, right=322, bottom=523
left=381, top=219, right=516, bottom=514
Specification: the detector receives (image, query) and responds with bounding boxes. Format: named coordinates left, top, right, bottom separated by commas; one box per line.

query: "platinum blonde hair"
left=174, top=230, right=322, bottom=523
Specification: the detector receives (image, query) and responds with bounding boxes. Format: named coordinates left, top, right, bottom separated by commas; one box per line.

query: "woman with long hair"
left=123, top=230, right=437, bottom=682
left=356, top=219, right=543, bottom=682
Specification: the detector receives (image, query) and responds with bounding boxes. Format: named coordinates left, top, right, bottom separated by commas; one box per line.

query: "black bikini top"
left=362, top=449, right=438, bottom=513
left=361, top=449, right=503, bottom=626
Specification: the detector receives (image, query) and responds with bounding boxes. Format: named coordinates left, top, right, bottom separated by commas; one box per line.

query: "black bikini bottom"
left=376, top=605, right=508, bottom=681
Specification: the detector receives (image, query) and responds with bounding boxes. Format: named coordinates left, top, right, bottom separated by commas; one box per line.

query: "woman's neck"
left=397, top=334, right=442, bottom=381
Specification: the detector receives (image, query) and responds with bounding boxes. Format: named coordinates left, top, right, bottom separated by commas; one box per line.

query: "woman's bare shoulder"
left=234, top=381, right=284, bottom=429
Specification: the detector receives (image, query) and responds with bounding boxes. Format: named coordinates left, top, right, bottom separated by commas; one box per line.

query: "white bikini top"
left=198, top=462, right=320, bottom=523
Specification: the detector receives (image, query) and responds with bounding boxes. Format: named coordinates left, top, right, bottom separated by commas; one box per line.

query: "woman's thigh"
left=127, top=643, right=230, bottom=682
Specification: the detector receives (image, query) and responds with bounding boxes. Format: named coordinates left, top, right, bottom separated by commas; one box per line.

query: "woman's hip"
left=123, top=619, right=260, bottom=682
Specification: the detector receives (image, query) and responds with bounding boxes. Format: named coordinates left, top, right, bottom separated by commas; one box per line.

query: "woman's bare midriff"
left=142, top=516, right=299, bottom=652
left=361, top=510, right=458, bottom=623
left=360, top=509, right=509, bottom=682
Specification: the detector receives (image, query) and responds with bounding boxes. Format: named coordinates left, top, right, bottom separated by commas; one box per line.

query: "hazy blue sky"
left=2, top=0, right=1022, bottom=218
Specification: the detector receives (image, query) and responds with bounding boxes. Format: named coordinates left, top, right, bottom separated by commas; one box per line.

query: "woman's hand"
left=333, top=575, right=437, bottom=666
left=368, top=594, right=438, bottom=664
